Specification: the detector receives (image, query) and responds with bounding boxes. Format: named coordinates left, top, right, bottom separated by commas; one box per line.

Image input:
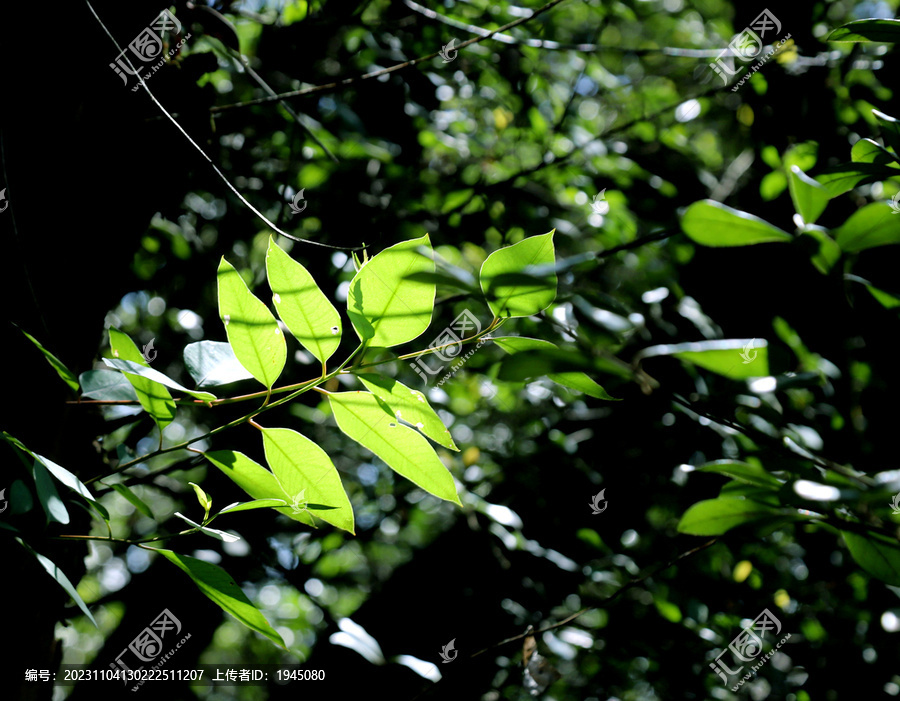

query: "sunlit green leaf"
left=261, top=427, right=354, bottom=533
left=637, top=339, right=769, bottom=379
left=681, top=200, right=792, bottom=247
left=480, top=232, right=557, bottom=318
left=816, top=162, right=895, bottom=198
left=266, top=237, right=342, bottom=364
left=358, top=374, right=458, bottom=450
left=217, top=257, right=287, bottom=389
left=329, top=391, right=461, bottom=505
left=346, top=235, right=436, bottom=347
left=102, top=358, right=216, bottom=401
left=851, top=138, right=898, bottom=166
left=108, top=328, right=176, bottom=431
left=153, top=548, right=285, bottom=647
left=204, top=450, right=311, bottom=525
left=218, top=499, right=288, bottom=515
left=835, top=203, right=900, bottom=253
left=787, top=165, right=829, bottom=224
left=677, top=497, right=779, bottom=535
left=189, top=481, right=212, bottom=512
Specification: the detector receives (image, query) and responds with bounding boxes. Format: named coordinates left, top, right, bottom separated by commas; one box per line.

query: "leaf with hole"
left=266, top=237, right=342, bottom=364
left=329, top=392, right=461, bottom=505
left=358, top=374, right=458, bottom=450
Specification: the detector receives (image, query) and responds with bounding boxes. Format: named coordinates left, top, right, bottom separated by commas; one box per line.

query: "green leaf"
left=835, top=203, right=900, bottom=253
left=681, top=200, right=792, bottom=247
left=173, top=512, right=240, bottom=542
left=842, top=530, right=900, bottom=586
left=800, top=229, right=842, bottom=275
left=346, top=235, right=436, bottom=347
left=329, top=391, right=461, bottom=505
left=827, top=19, right=900, bottom=43
left=79, top=370, right=139, bottom=401
left=872, top=109, right=900, bottom=156
left=189, top=482, right=212, bottom=512
left=480, top=232, right=557, bottom=318
left=261, top=427, right=355, bottom=533
left=637, top=339, right=770, bottom=379
left=816, top=162, right=896, bottom=198
left=697, top=460, right=782, bottom=489
left=9, top=479, right=34, bottom=515
left=547, top=372, right=620, bottom=400
left=18, top=327, right=79, bottom=392
left=851, top=138, right=898, bottom=166
left=204, top=450, right=310, bottom=525
left=357, top=374, right=458, bottom=450
left=218, top=499, right=288, bottom=515
left=32, top=459, right=69, bottom=524
left=183, top=341, right=255, bottom=387
left=102, top=358, right=216, bottom=401
left=677, top=497, right=778, bottom=535
left=2, top=433, right=98, bottom=505
left=492, top=337, right=619, bottom=399
left=787, top=166, right=829, bottom=224
left=217, top=257, right=287, bottom=389
left=153, top=548, right=285, bottom=647
left=107, top=483, right=154, bottom=519
left=108, top=328, right=176, bottom=431
left=266, top=237, right=342, bottom=364
left=17, top=539, right=98, bottom=628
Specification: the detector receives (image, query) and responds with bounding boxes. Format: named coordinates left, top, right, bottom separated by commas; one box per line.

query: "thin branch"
left=83, top=0, right=361, bottom=251
left=209, top=0, right=569, bottom=114
left=468, top=538, right=717, bottom=660
left=402, top=0, right=768, bottom=57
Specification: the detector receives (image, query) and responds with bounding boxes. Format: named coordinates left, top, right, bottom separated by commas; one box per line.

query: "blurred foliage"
left=6, top=0, right=900, bottom=699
